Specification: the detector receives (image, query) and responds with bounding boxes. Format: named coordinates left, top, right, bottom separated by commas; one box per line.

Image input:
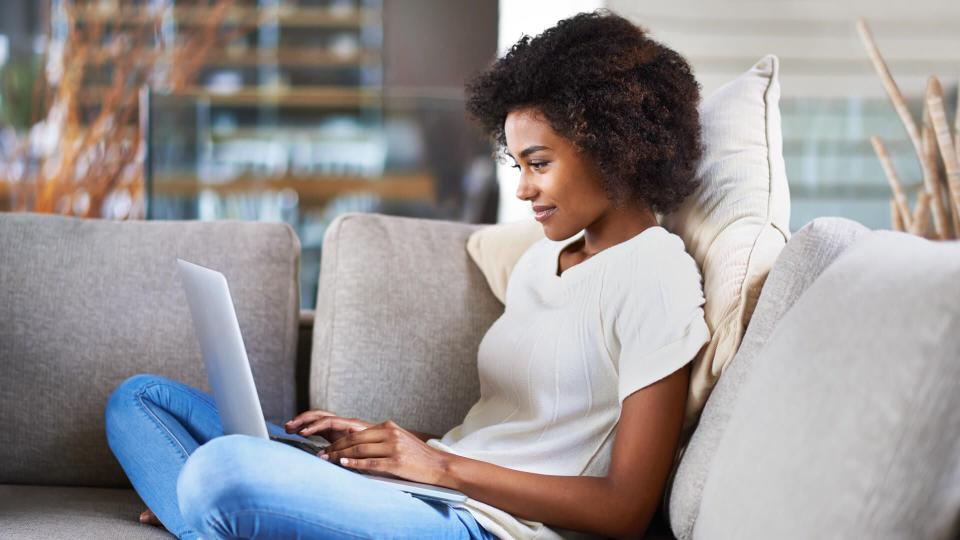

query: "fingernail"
left=320, top=454, right=329, bottom=460
left=340, top=458, right=348, bottom=465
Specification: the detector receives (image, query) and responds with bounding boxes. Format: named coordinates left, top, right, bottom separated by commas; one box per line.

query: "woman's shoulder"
left=604, top=227, right=704, bottom=309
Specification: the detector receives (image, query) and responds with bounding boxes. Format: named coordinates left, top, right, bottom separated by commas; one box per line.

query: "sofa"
left=1, top=210, right=958, bottom=539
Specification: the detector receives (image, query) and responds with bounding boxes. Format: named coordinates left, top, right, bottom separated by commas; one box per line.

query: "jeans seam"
left=133, top=387, right=190, bottom=461
left=132, top=380, right=220, bottom=461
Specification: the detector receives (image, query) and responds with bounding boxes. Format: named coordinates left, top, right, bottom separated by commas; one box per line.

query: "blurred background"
left=1, top=0, right=958, bottom=307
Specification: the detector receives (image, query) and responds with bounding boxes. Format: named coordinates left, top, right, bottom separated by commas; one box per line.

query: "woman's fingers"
left=321, top=422, right=398, bottom=454
left=320, top=442, right=393, bottom=463
left=298, top=416, right=371, bottom=437
left=284, top=409, right=337, bottom=432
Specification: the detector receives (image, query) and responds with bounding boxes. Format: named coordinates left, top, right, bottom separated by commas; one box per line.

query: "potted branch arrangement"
left=858, top=18, right=960, bottom=239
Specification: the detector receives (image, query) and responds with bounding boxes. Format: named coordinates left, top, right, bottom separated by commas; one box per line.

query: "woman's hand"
left=319, top=420, right=456, bottom=487
left=284, top=409, right=373, bottom=443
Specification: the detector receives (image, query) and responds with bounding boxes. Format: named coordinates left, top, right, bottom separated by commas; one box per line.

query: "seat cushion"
left=692, top=231, right=960, bottom=539
left=0, top=485, right=172, bottom=539
left=0, top=213, right=300, bottom=487
left=667, top=217, right=869, bottom=539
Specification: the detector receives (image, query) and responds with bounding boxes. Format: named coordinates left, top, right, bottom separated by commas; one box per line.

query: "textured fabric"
left=693, top=231, right=960, bottom=539
left=466, top=218, right=547, bottom=304
left=0, top=485, right=172, bottom=539
left=666, top=217, right=870, bottom=540
left=430, top=226, right=709, bottom=540
left=662, top=54, right=791, bottom=432
left=311, top=213, right=505, bottom=439
left=0, top=212, right=300, bottom=487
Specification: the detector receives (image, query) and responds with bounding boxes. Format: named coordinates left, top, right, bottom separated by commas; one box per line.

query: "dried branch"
left=924, top=76, right=960, bottom=235
left=870, top=136, right=913, bottom=231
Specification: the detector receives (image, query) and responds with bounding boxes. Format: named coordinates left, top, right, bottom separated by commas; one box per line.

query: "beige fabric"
left=466, top=218, right=546, bottom=304
left=466, top=55, right=790, bottom=432
left=664, top=54, right=790, bottom=433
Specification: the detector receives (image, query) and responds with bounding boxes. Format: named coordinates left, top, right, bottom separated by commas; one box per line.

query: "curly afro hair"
left=465, top=10, right=702, bottom=214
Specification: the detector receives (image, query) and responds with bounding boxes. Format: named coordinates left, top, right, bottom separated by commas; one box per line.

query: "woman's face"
left=504, top=107, right=610, bottom=241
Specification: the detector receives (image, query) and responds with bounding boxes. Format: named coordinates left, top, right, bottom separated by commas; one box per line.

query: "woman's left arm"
left=321, top=363, right=690, bottom=539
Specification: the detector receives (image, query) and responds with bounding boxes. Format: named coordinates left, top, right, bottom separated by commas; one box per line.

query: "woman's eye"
left=530, top=161, right=548, bottom=170
left=510, top=164, right=521, bottom=170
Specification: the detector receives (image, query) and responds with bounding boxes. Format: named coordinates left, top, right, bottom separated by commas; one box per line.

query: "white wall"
left=606, top=0, right=960, bottom=99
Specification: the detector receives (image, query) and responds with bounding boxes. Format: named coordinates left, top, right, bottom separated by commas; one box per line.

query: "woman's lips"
left=534, top=207, right=557, bottom=222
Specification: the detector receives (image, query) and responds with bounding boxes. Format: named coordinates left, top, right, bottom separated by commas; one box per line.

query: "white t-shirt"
left=427, top=225, right=710, bottom=540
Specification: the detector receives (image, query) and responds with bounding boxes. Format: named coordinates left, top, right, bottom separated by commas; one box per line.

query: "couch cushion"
left=0, top=485, right=172, bottom=539
left=662, top=54, right=791, bottom=432
left=667, top=217, right=869, bottom=539
left=692, top=231, right=960, bottom=539
left=0, top=213, right=300, bottom=487
left=311, top=213, right=504, bottom=438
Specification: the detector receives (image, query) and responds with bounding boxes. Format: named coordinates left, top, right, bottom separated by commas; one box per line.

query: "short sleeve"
left=611, top=265, right=711, bottom=404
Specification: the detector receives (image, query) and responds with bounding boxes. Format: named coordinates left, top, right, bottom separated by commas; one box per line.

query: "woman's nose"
left=515, top=173, right=538, bottom=201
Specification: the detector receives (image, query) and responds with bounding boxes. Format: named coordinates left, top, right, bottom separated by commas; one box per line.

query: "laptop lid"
left=176, top=258, right=269, bottom=439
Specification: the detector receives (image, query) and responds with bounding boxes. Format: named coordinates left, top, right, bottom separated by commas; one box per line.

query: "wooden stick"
left=910, top=191, right=931, bottom=237
left=871, top=136, right=913, bottom=231
left=955, top=77, right=960, bottom=166
left=921, top=84, right=951, bottom=239
left=891, top=198, right=905, bottom=231
left=857, top=19, right=924, bottom=159
left=925, top=76, right=960, bottom=238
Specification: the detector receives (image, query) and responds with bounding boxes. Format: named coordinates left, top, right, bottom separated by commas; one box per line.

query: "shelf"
left=87, top=47, right=380, bottom=68
left=151, top=173, right=434, bottom=204
left=207, top=48, right=380, bottom=68
left=81, top=86, right=382, bottom=108
left=73, top=6, right=379, bottom=28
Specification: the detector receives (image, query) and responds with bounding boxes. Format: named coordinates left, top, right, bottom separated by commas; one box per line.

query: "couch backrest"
left=0, top=213, right=300, bottom=487
left=310, top=213, right=504, bottom=438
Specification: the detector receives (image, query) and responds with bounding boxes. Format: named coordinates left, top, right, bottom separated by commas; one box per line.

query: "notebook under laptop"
left=175, top=258, right=467, bottom=504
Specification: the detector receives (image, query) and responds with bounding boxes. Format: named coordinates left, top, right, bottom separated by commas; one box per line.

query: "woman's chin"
left=541, top=225, right=576, bottom=242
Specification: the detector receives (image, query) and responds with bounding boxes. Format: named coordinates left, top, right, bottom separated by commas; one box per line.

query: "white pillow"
left=466, top=55, right=790, bottom=431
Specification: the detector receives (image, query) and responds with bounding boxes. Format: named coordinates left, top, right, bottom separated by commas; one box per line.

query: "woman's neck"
left=578, top=205, right=659, bottom=257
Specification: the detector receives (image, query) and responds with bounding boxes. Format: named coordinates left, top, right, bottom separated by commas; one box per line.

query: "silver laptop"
left=176, top=258, right=467, bottom=504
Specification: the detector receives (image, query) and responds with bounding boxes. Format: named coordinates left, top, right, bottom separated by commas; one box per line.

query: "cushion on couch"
left=465, top=55, right=791, bottom=434
left=663, top=54, right=791, bottom=432
left=0, top=213, right=300, bottom=487
left=666, top=217, right=870, bottom=540
left=310, top=213, right=504, bottom=438
left=692, top=231, right=960, bottom=539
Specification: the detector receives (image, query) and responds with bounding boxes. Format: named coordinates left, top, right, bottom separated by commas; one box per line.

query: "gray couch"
left=1, top=211, right=958, bottom=539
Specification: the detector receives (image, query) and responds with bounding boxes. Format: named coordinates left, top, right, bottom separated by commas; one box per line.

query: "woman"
left=106, top=10, right=708, bottom=539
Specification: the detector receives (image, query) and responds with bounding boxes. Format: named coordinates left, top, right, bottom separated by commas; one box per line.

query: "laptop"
left=175, top=258, right=467, bottom=504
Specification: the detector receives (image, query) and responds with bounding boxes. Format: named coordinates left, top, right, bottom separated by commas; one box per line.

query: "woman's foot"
left=139, top=508, right=164, bottom=528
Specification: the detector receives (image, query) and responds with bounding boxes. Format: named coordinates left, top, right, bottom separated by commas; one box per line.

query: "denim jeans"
left=105, top=374, right=496, bottom=540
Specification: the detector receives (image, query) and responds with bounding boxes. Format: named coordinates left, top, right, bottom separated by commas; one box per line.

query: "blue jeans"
left=105, top=374, right=496, bottom=540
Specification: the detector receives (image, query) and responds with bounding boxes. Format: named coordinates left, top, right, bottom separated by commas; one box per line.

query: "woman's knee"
left=104, top=374, right=168, bottom=440
left=176, top=435, right=267, bottom=533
